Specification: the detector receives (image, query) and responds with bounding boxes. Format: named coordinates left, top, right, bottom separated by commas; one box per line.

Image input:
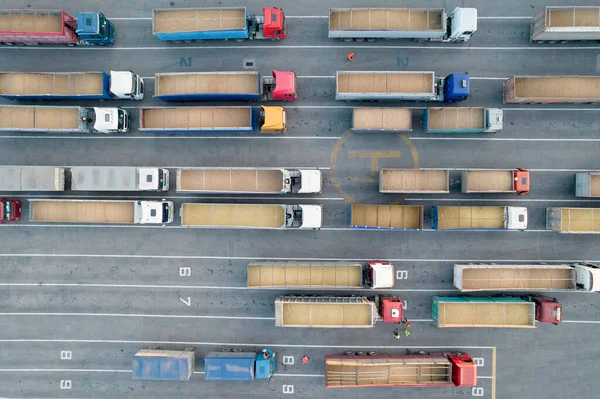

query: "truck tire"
left=147, top=346, right=158, bottom=350
left=221, top=348, right=232, bottom=352
left=343, top=38, right=353, bottom=43
left=367, top=351, right=378, bottom=356
left=345, top=351, right=356, bottom=356
left=366, top=38, right=376, bottom=43
left=233, top=348, right=243, bottom=352
left=356, top=351, right=366, bottom=356
left=184, top=347, right=194, bottom=352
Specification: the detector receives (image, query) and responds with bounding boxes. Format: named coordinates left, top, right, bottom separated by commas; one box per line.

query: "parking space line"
left=492, top=347, right=497, bottom=399
left=0, top=313, right=274, bottom=321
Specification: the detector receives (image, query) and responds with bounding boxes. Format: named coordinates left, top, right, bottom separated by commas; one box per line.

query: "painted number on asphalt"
left=179, top=297, right=191, bottom=306
left=282, top=356, right=294, bottom=365
left=179, top=267, right=192, bottom=277
left=402, top=300, right=407, bottom=309
left=180, top=57, right=192, bottom=67
left=473, top=357, right=485, bottom=367
left=396, top=270, right=408, bottom=280
left=60, top=351, right=72, bottom=360
left=282, top=385, right=294, bottom=394
left=60, top=380, right=72, bottom=390
left=472, top=387, right=484, bottom=396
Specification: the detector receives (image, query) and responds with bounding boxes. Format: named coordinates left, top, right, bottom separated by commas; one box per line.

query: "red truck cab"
left=0, top=198, right=21, bottom=223
left=526, top=295, right=562, bottom=325
left=447, top=352, right=478, bottom=387
left=262, top=7, right=286, bottom=40
left=514, top=168, right=530, bottom=195
left=378, top=296, right=403, bottom=323
left=267, top=70, right=297, bottom=101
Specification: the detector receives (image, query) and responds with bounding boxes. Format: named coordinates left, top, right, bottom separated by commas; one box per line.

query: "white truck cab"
left=448, top=8, right=478, bottom=42
left=110, top=70, right=144, bottom=100
left=138, top=168, right=170, bottom=191
left=298, top=169, right=323, bottom=194
left=367, top=261, right=395, bottom=289
left=298, top=204, right=323, bottom=229
left=92, top=107, right=129, bottom=133
left=134, top=200, right=174, bottom=224
left=574, top=263, right=600, bottom=292
left=486, top=108, right=504, bottom=133
left=505, top=206, right=528, bottom=230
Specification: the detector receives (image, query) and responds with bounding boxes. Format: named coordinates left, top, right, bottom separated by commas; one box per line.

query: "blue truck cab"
left=205, top=348, right=276, bottom=381
left=75, top=12, right=115, bottom=46
left=439, top=73, right=470, bottom=102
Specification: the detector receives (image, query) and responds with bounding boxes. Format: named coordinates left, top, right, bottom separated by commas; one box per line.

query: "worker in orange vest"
left=301, top=355, right=309, bottom=364
left=347, top=52, right=354, bottom=61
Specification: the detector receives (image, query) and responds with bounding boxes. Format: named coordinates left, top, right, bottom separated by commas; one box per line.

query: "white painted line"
left=286, top=16, right=328, bottom=19
left=478, top=16, right=532, bottom=20
left=110, top=15, right=531, bottom=21
left=7, top=195, right=344, bottom=201
left=4, top=45, right=600, bottom=50
left=0, top=254, right=593, bottom=263
left=0, top=368, right=130, bottom=373
left=470, top=77, right=507, bottom=80
left=503, top=108, right=600, bottom=111
left=562, top=320, right=600, bottom=324
left=0, top=313, right=274, bottom=321
left=419, top=167, right=599, bottom=172
left=410, top=137, right=600, bottom=142
left=404, top=198, right=600, bottom=203
left=0, top=135, right=342, bottom=140
left=109, top=17, right=152, bottom=20
left=297, top=75, right=335, bottom=79
left=0, top=338, right=495, bottom=349
left=0, top=283, right=457, bottom=293
left=276, top=373, right=324, bottom=378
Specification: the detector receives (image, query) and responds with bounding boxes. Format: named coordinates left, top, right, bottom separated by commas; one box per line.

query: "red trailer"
left=325, top=352, right=477, bottom=388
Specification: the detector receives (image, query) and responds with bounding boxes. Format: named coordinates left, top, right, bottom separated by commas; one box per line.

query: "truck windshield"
left=162, top=203, right=170, bottom=223
left=99, top=15, right=107, bottom=37
left=118, top=110, right=126, bottom=130
left=3, top=201, right=10, bottom=221
left=158, top=169, right=164, bottom=190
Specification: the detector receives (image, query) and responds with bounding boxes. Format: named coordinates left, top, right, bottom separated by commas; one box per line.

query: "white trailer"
left=70, top=167, right=169, bottom=192
left=0, top=166, right=65, bottom=191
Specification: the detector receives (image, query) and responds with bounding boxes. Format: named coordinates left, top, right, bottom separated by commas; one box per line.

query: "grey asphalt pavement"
left=0, top=0, right=599, bottom=398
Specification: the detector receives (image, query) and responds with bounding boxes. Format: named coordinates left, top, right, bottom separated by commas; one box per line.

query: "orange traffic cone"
left=301, top=356, right=309, bottom=364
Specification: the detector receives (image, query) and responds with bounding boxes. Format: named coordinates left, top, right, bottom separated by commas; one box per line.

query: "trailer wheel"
left=548, top=40, right=557, bottom=44
left=233, top=348, right=243, bottom=352
left=236, top=39, right=245, bottom=43
left=345, top=351, right=356, bottom=356
left=221, top=348, right=232, bottom=352
left=356, top=351, right=366, bottom=356
left=366, top=38, right=376, bottom=43
left=193, top=40, right=204, bottom=43
left=559, top=41, right=568, bottom=44
left=343, top=38, right=353, bottom=43
left=535, top=40, right=545, bottom=44
left=355, top=38, right=365, bottom=43
left=184, top=347, right=194, bottom=352
left=367, top=351, right=378, bottom=356
left=183, top=40, right=193, bottom=44
left=147, top=346, right=158, bottom=350
left=172, top=40, right=183, bottom=44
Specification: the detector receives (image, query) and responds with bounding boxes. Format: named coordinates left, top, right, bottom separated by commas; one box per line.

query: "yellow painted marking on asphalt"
left=329, top=131, right=355, bottom=203
left=348, top=177, right=379, bottom=183
left=348, top=150, right=401, bottom=178
left=491, top=346, right=497, bottom=399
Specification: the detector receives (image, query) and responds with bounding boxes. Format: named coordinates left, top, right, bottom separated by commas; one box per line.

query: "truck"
left=461, top=169, right=530, bottom=195
left=0, top=105, right=129, bottom=134
left=70, top=167, right=169, bottom=192
left=328, top=7, right=477, bottom=43
left=28, top=199, right=175, bottom=225
left=154, top=71, right=296, bottom=102
left=247, top=261, right=395, bottom=289
left=0, top=10, right=115, bottom=46
left=379, top=168, right=449, bottom=194
left=432, top=206, right=528, bottom=231
left=531, top=6, right=600, bottom=43
left=204, top=348, right=276, bottom=381
left=0, top=166, right=65, bottom=191
left=176, top=168, right=321, bottom=194
left=351, top=108, right=412, bottom=132
left=325, top=352, right=477, bottom=388
left=350, top=204, right=424, bottom=230
left=139, top=106, right=286, bottom=134
left=423, top=107, right=504, bottom=133
left=432, top=295, right=562, bottom=328
left=546, top=207, right=600, bottom=234
left=336, top=71, right=470, bottom=102
left=132, top=348, right=195, bottom=381
left=180, top=203, right=322, bottom=229
left=274, top=295, right=403, bottom=328
left=152, top=7, right=286, bottom=42
left=575, top=172, right=600, bottom=197
left=502, top=76, right=600, bottom=104
left=453, top=263, right=600, bottom=292
left=0, top=198, right=21, bottom=223
left=0, top=71, right=143, bottom=100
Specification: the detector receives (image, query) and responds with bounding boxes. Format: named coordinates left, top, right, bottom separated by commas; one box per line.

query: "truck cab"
left=525, top=295, right=562, bottom=325
left=286, top=204, right=323, bottom=229
left=441, top=74, right=470, bottom=102
left=260, top=7, right=286, bottom=40
left=259, top=106, right=286, bottom=133
left=110, top=71, right=144, bottom=100
left=264, top=71, right=297, bottom=101
left=134, top=201, right=175, bottom=224
left=574, top=263, right=600, bottom=292
left=363, top=261, right=395, bottom=289
left=486, top=108, right=504, bottom=133
left=138, top=168, right=170, bottom=192
left=514, top=168, right=530, bottom=195
left=447, top=8, right=477, bottom=42
left=505, top=206, right=528, bottom=230
left=378, top=296, right=404, bottom=323
left=75, top=12, right=115, bottom=46
left=255, top=348, right=277, bottom=380
left=89, top=108, right=129, bottom=133
left=0, top=198, right=21, bottom=223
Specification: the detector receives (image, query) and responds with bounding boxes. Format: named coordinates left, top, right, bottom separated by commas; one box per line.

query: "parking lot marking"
left=491, top=347, right=497, bottom=399
left=0, top=313, right=274, bottom=321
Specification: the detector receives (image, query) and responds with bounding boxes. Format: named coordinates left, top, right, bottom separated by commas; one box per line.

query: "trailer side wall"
left=379, top=169, right=449, bottom=193
left=155, top=72, right=260, bottom=101
left=152, top=8, right=248, bottom=41
left=350, top=204, right=424, bottom=230
left=139, top=107, right=255, bottom=133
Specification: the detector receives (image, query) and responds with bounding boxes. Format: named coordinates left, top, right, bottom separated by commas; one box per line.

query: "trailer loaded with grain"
left=180, top=203, right=322, bottom=229
left=247, top=261, right=395, bottom=289
left=454, top=263, right=600, bottom=292
left=531, top=6, right=600, bottom=43
left=28, top=199, right=174, bottom=224
left=351, top=108, right=412, bottom=132
left=432, top=206, right=528, bottom=230
left=336, top=71, right=470, bottom=102
left=0, top=71, right=143, bottom=100
left=575, top=172, right=600, bottom=197
left=154, top=71, right=296, bottom=101
left=461, top=169, right=529, bottom=195
left=139, top=106, right=286, bottom=134
left=152, top=7, right=286, bottom=41
left=423, top=107, right=504, bottom=133
left=503, top=76, right=600, bottom=104
left=432, top=295, right=562, bottom=328
left=546, top=207, right=600, bottom=234
left=350, top=204, right=424, bottom=230
left=176, top=168, right=321, bottom=194
left=328, top=8, right=477, bottom=43
left=274, top=295, right=403, bottom=328
left=379, top=169, right=449, bottom=194
left=0, top=105, right=129, bottom=134
left=325, top=352, right=477, bottom=388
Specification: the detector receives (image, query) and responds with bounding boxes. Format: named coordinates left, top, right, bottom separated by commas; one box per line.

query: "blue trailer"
left=132, top=349, right=195, bottom=381
left=139, top=106, right=286, bottom=134
left=350, top=204, right=424, bottom=230
left=204, top=348, right=276, bottom=381
left=0, top=71, right=144, bottom=100
left=152, top=7, right=287, bottom=42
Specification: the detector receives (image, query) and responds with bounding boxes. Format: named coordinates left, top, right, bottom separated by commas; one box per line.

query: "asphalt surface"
left=0, top=0, right=600, bottom=398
